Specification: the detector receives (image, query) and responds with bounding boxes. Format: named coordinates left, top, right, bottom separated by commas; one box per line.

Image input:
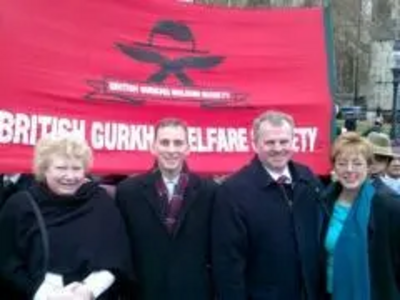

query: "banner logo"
left=86, top=20, right=247, bottom=107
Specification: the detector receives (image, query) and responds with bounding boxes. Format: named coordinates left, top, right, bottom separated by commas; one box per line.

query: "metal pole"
left=352, top=0, right=362, bottom=105
left=391, top=68, right=400, bottom=139
left=391, top=40, right=400, bottom=139
left=322, top=0, right=338, bottom=140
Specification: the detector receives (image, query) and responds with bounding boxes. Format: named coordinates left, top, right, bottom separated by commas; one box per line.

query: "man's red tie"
left=276, top=175, right=289, bottom=185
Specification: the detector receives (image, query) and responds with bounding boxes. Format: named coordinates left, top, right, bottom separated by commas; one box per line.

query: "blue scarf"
left=333, top=180, right=375, bottom=300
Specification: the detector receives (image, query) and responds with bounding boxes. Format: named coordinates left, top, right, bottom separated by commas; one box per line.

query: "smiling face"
left=331, top=132, right=373, bottom=192
left=44, top=154, right=86, bottom=195
left=254, top=120, right=294, bottom=173
left=151, top=124, right=190, bottom=177
left=334, top=151, right=368, bottom=190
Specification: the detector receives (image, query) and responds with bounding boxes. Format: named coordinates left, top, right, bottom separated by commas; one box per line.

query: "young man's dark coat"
left=116, top=171, right=216, bottom=300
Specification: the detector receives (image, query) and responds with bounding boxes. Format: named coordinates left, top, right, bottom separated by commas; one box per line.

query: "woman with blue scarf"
left=322, top=132, right=400, bottom=300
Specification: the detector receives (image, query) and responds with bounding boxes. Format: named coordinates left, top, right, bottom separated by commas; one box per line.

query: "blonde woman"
left=0, top=135, right=133, bottom=300
left=322, top=132, right=400, bottom=300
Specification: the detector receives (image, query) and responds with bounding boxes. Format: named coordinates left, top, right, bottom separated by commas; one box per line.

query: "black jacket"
left=0, top=174, right=35, bottom=208
left=212, top=157, right=324, bottom=300
left=116, top=171, right=216, bottom=300
left=372, top=176, right=399, bottom=197
left=321, top=183, right=400, bottom=300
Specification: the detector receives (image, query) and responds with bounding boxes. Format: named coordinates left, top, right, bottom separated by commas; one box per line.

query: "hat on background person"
left=367, top=132, right=393, bottom=157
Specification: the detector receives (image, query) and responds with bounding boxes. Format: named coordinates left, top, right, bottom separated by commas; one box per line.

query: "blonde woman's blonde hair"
left=33, top=135, right=93, bottom=181
left=331, top=132, right=373, bottom=165
left=252, top=110, right=295, bottom=142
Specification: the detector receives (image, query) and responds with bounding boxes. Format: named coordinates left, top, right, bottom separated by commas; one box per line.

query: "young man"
left=366, top=132, right=399, bottom=196
left=116, top=118, right=216, bottom=300
left=212, top=110, right=324, bottom=300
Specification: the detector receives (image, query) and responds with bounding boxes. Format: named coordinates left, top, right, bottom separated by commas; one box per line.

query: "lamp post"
left=390, top=40, right=400, bottom=139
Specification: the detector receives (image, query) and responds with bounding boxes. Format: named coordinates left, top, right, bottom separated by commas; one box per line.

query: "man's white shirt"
left=162, top=175, right=180, bottom=201
left=264, top=166, right=292, bottom=184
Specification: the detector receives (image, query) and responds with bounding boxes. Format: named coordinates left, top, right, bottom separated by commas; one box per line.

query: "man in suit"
left=212, top=110, right=324, bottom=300
left=116, top=118, right=216, bottom=300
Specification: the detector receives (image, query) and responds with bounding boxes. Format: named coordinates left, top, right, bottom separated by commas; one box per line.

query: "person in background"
left=362, top=117, right=383, bottom=137
left=344, top=112, right=357, bottom=132
left=0, top=135, right=133, bottom=300
left=212, top=110, right=324, bottom=300
left=0, top=173, right=35, bottom=207
left=116, top=118, right=216, bottom=300
left=322, top=132, right=400, bottom=299
left=380, top=144, right=400, bottom=195
left=366, top=132, right=398, bottom=195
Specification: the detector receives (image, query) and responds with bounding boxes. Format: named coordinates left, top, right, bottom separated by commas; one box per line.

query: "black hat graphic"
left=114, top=19, right=224, bottom=86
left=132, top=20, right=208, bottom=54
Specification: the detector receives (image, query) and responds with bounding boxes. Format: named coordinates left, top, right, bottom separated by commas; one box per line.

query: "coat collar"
left=248, top=155, right=315, bottom=189
left=141, top=169, right=201, bottom=237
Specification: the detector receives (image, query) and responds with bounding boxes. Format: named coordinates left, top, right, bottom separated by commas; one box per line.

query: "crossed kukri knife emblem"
left=116, top=43, right=224, bottom=86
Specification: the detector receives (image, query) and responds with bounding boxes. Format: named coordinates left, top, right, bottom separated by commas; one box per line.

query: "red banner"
left=0, top=0, right=332, bottom=175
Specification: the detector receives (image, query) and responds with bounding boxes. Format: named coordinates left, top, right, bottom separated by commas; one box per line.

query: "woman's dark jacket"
left=321, top=183, right=400, bottom=300
left=0, top=181, right=133, bottom=299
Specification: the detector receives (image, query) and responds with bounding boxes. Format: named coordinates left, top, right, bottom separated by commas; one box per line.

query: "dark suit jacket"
left=321, top=183, right=400, bottom=300
left=212, top=157, right=324, bottom=300
left=116, top=171, right=216, bottom=300
left=372, top=176, right=398, bottom=197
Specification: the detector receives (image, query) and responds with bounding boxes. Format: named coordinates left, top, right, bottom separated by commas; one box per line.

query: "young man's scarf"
left=154, top=164, right=189, bottom=233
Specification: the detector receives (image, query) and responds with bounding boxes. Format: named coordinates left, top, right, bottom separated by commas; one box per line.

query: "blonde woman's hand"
left=46, top=288, right=76, bottom=300
left=64, top=282, right=94, bottom=300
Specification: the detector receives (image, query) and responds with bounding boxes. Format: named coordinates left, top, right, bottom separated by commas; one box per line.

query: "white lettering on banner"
left=0, top=111, right=85, bottom=145
left=0, top=110, right=319, bottom=153
left=171, top=89, right=200, bottom=98
left=108, top=82, right=139, bottom=93
left=107, top=80, right=234, bottom=102
left=293, top=127, right=318, bottom=152
left=187, top=127, right=249, bottom=153
left=188, top=127, right=249, bottom=153
left=201, top=91, right=230, bottom=100
left=91, top=122, right=154, bottom=151
left=140, top=86, right=171, bottom=97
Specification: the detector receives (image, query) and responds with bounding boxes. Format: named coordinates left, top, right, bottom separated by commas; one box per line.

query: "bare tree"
left=198, top=0, right=397, bottom=107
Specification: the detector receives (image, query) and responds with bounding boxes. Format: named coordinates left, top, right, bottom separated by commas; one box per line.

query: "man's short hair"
left=154, top=118, right=189, bottom=140
left=252, top=110, right=295, bottom=141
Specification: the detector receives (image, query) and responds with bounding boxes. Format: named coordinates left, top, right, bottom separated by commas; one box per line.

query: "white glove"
left=46, top=289, right=76, bottom=300
left=46, top=282, right=94, bottom=300
left=34, top=273, right=64, bottom=300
